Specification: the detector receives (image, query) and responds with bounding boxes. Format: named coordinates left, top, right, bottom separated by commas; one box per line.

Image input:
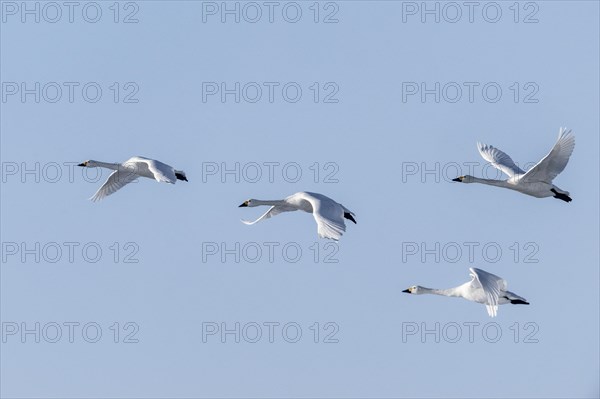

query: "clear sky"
left=1, top=1, right=599, bottom=398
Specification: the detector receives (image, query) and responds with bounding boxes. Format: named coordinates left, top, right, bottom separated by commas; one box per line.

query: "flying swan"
left=78, top=156, right=188, bottom=201
left=239, top=191, right=356, bottom=240
left=453, top=128, right=575, bottom=202
left=402, top=267, right=529, bottom=317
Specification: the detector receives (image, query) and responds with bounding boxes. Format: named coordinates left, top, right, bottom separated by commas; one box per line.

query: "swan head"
left=452, top=175, right=474, bottom=183
left=239, top=199, right=256, bottom=207
left=402, top=285, right=425, bottom=294
left=78, top=160, right=96, bottom=167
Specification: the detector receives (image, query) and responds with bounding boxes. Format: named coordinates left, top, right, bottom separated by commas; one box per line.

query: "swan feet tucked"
left=175, top=172, right=188, bottom=182
left=505, top=297, right=530, bottom=305
left=550, top=188, right=572, bottom=203
left=344, top=212, right=357, bottom=224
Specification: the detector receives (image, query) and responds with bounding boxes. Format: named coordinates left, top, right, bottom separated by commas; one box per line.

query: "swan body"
left=239, top=191, right=356, bottom=240
left=403, top=267, right=529, bottom=317
left=453, top=128, right=575, bottom=202
left=78, top=156, right=187, bottom=202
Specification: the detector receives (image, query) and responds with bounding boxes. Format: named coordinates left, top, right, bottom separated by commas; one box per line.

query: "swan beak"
left=402, top=288, right=411, bottom=293
left=238, top=202, right=248, bottom=207
left=77, top=163, right=86, bottom=167
left=452, top=177, right=462, bottom=182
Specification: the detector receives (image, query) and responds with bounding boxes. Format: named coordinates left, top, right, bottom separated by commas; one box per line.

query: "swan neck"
left=253, top=200, right=287, bottom=206
left=471, top=177, right=510, bottom=187
left=423, top=287, right=461, bottom=298
left=91, top=161, right=121, bottom=170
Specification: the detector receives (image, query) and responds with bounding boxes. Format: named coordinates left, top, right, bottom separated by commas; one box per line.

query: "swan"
left=239, top=191, right=356, bottom=240
left=78, top=156, right=188, bottom=201
left=402, top=267, right=529, bottom=317
left=452, top=128, right=575, bottom=202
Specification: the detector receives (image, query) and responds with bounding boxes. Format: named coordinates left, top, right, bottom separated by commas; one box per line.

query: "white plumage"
left=239, top=191, right=356, bottom=241
left=403, top=267, right=529, bottom=318
left=78, top=156, right=188, bottom=202
left=453, top=128, right=575, bottom=202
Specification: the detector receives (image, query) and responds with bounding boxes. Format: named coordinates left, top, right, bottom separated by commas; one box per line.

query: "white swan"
left=453, top=128, right=575, bottom=202
left=403, top=267, right=529, bottom=317
left=239, top=191, right=356, bottom=240
left=78, top=156, right=188, bottom=202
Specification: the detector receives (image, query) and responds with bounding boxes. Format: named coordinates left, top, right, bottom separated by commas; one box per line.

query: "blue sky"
left=1, top=1, right=599, bottom=398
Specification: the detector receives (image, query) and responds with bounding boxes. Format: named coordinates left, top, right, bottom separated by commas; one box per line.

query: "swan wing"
left=302, top=193, right=346, bottom=241
left=469, top=268, right=506, bottom=317
left=130, top=157, right=177, bottom=183
left=241, top=205, right=296, bottom=225
left=90, top=169, right=139, bottom=202
left=477, top=142, right=525, bottom=177
left=522, top=128, right=575, bottom=183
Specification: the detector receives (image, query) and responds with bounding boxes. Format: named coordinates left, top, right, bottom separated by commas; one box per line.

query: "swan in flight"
left=78, top=156, right=188, bottom=202
left=402, top=267, right=529, bottom=317
left=239, top=191, right=356, bottom=240
left=452, top=128, right=575, bottom=202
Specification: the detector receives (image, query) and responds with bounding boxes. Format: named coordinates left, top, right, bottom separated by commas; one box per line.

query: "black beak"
left=402, top=289, right=411, bottom=293
left=239, top=203, right=247, bottom=207
left=77, top=163, right=85, bottom=167
left=452, top=177, right=461, bottom=182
